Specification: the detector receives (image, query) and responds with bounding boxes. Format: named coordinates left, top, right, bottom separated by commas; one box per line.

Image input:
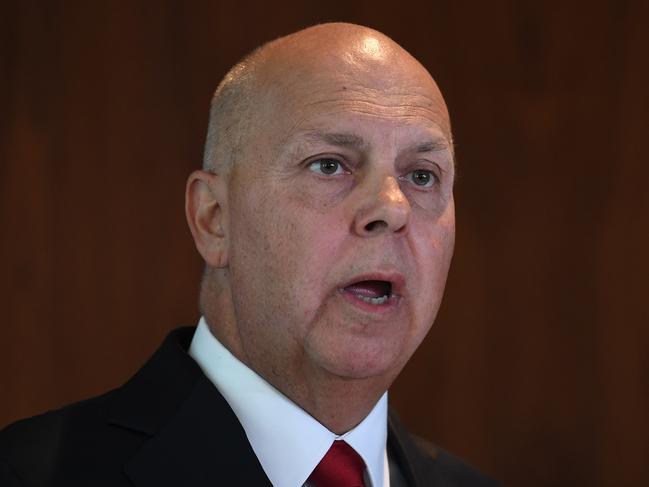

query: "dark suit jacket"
left=0, top=327, right=500, bottom=486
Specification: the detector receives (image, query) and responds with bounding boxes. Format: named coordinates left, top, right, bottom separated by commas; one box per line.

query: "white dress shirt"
left=189, top=316, right=390, bottom=487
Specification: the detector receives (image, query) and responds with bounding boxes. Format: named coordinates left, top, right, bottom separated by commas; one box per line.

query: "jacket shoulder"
left=1, top=409, right=64, bottom=485
left=0, top=327, right=199, bottom=486
left=389, top=410, right=502, bottom=486
left=418, top=437, right=502, bottom=487
left=0, top=391, right=117, bottom=485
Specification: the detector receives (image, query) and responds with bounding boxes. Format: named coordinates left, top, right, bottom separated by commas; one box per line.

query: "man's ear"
left=185, top=170, right=229, bottom=268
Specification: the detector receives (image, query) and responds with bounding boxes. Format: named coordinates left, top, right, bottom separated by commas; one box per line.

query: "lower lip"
left=339, top=289, right=401, bottom=314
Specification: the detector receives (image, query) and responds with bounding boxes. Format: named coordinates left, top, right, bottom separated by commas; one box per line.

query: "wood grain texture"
left=1, top=1, right=647, bottom=486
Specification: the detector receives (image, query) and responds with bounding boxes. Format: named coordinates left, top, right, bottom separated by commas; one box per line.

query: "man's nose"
left=352, top=175, right=411, bottom=236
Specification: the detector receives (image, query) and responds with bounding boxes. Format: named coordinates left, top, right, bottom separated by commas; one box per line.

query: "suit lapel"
left=388, top=410, right=446, bottom=487
left=124, top=377, right=272, bottom=487
left=106, top=328, right=272, bottom=487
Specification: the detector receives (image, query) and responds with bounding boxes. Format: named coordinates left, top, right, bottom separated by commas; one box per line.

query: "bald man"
left=1, top=24, right=499, bottom=487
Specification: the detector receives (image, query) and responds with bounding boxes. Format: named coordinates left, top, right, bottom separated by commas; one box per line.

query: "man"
left=1, top=23, right=499, bottom=486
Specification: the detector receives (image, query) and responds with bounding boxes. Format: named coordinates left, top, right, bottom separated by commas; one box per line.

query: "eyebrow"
left=302, top=131, right=368, bottom=149
left=413, top=139, right=450, bottom=153
left=301, top=130, right=450, bottom=153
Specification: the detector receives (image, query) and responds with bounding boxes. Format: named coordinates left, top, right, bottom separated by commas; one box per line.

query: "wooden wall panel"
left=1, top=1, right=647, bottom=485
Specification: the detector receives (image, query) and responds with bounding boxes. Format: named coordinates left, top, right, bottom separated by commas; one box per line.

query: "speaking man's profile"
left=1, top=23, right=500, bottom=487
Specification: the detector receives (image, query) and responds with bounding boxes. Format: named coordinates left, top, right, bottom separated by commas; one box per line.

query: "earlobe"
left=185, top=170, right=229, bottom=268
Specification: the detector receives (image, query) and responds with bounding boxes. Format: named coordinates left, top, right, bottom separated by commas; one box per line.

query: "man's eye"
left=407, top=169, right=436, bottom=187
left=308, top=158, right=345, bottom=176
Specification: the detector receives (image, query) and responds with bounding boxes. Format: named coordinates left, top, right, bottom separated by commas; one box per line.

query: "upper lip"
left=339, top=272, right=406, bottom=296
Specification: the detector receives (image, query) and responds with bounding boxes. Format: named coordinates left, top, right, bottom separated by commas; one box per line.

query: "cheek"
left=227, top=196, right=303, bottom=358
left=425, top=195, right=455, bottom=260
left=230, top=187, right=340, bottom=311
left=411, top=202, right=455, bottom=312
left=232, top=196, right=298, bottom=281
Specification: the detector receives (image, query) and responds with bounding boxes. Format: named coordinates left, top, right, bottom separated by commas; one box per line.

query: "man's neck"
left=206, top=319, right=392, bottom=434
left=273, top=366, right=391, bottom=434
left=189, top=317, right=390, bottom=487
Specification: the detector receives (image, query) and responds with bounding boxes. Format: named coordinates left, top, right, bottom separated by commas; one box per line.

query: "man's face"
left=224, top=38, right=455, bottom=390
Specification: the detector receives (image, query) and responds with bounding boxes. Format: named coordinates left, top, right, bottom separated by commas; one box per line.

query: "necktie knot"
left=308, top=440, right=366, bottom=487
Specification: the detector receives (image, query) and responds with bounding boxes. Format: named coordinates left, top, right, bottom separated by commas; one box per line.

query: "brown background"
left=1, top=1, right=648, bottom=486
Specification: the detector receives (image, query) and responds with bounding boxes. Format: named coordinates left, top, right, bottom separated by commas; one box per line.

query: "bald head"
left=203, top=23, right=452, bottom=173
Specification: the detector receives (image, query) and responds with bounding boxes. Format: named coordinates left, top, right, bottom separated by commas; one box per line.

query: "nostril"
left=364, top=220, right=388, bottom=232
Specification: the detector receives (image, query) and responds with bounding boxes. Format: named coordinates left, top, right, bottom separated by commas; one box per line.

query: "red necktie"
left=308, top=440, right=367, bottom=487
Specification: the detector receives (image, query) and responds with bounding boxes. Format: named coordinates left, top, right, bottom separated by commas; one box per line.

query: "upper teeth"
left=357, top=294, right=388, bottom=305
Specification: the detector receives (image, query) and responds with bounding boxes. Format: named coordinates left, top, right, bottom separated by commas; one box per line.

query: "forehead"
left=296, top=130, right=450, bottom=151
left=259, top=74, right=450, bottom=151
left=245, top=33, right=452, bottom=160
left=284, top=118, right=451, bottom=161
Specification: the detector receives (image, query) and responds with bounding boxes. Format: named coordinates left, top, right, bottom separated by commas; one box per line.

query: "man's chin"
left=311, top=339, right=407, bottom=384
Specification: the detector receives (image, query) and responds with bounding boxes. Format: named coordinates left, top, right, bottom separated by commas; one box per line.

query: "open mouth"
left=342, top=280, right=393, bottom=305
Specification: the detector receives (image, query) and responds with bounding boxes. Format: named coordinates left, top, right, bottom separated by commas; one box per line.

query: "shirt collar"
left=189, top=317, right=388, bottom=487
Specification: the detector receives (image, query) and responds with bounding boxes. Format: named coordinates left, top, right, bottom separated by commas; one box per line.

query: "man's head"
left=186, top=23, right=455, bottom=430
